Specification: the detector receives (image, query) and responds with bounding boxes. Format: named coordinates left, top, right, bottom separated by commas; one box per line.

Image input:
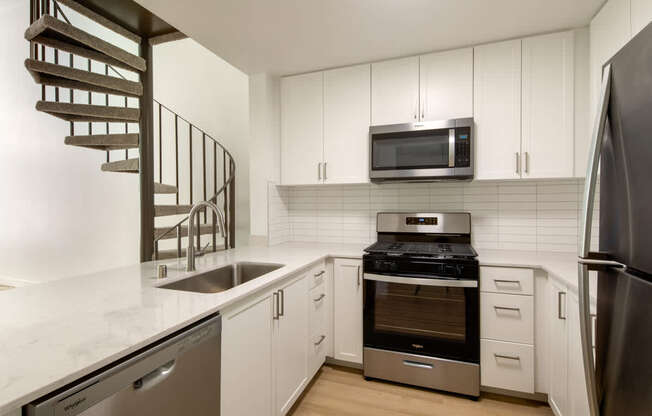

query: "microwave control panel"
left=455, top=127, right=471, bottom=167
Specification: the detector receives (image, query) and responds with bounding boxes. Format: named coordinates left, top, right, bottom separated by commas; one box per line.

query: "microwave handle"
left=448, top=129, right=455, bottom=167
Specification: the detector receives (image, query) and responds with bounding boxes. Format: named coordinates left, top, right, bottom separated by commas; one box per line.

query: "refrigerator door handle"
left=578, top=63, right=612, bottom=416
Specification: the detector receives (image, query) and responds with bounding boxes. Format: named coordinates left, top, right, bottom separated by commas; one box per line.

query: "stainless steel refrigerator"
left=578, top=21, right=652, bottom=416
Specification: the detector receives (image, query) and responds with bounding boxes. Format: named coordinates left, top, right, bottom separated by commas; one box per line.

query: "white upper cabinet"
left=323, top=64, right=371, bottom=184
left=522, top=31, right=575, bottom=179
left=281, top=72, right=324, bottom=185
left=473, top=39, right=522, bottom=180
left=631, top=0, right=652, bottom=37
left=371, top=56, right=420, bottom=125
left=420, top=48, right=473, bottom=121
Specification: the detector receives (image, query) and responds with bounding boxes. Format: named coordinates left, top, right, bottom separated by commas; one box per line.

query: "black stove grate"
left=364, top=241, right=477, bottom=258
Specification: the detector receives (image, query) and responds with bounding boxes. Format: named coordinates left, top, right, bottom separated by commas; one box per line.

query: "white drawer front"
left=309, top=284, right=327, bottom=337
left=481, top=339, right=534, bottom=393
left=481, top=292, right=534, bottom=344
left=480, top=267, right=534, bottom=295
left=309, top=261, right=327, bottom=289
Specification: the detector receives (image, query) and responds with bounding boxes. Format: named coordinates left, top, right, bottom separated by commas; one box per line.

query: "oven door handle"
left=363, top=273, right=477, bottom=288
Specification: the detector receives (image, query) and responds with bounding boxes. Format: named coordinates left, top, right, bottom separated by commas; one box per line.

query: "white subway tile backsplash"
left=268, top=178, right=599, bottom=253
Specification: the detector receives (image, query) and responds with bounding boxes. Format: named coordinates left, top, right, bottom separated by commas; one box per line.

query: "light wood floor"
left=289, top=365, right=553, bottom=416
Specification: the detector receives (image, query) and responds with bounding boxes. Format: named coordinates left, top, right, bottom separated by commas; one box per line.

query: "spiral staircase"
left=25, top=0, right=236, bottom=261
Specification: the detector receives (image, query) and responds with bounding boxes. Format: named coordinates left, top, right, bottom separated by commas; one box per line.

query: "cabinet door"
left=275, top=275, right=309, bottom=416
left=548, top=280, right=568, bottom=416
left=567, top=293, right=591, bottom=416
left=420, top=48, right=473, bottom=121
left=281, top=72, right=324, bottom=185
left=522, top=31, right=575, bottom=179
left=222, top=295, right=274, bottom=416
left=631, top=0, right=652, bottom=38
left=371, top=56, right=419, bottom=125
left=323, top=64, right=371, bottom=184
left=473, top=39, right=522, bottom=180
left=333, top=258, right=363, bottom=364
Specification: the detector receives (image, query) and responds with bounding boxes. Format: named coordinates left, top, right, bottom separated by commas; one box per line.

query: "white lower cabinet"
left=548, top=279, right=569, bottom=415
left=333, top=258, right=363, bottom=364
left=566, top=292, right=591, bottom=416
left=308, top=283, right=328, bottom=378
left=222, top=294, right=275, bottom=416
left=221, top=273, right=310, bottom=416
left=275, top=276, right=309, bottom=416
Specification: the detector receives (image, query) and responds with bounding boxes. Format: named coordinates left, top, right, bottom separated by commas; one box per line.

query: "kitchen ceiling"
left=135, top=0, right=605, bottom=76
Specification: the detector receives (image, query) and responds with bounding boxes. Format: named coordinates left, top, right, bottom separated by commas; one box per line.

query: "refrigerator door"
left=600, top=22, right=652, bottom=275
left=596, top=268, right=652, bottom=415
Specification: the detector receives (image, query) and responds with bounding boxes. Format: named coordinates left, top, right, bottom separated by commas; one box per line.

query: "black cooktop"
left=364, top=241, right=478, bottom=258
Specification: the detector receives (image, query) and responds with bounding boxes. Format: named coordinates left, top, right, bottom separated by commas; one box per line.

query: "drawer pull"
left=494, top=353, right=520, bottom=361
left=313, top=293, right=326, bottom=302
left=494, top=279, right=521, bottom=287
left=403, top=360, right=433, bottom=370
left=314, top=335, right=326, bottom=346
left=493, top=306, right=521, bottom=312
left=314, top=270, right=325, bottom=277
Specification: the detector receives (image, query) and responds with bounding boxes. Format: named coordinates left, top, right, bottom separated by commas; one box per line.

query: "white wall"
left=248, top=73, right=281, bottom=238
left=0, top=0, right=140, bottom=283
left=153, top=39, right=251, bottom=247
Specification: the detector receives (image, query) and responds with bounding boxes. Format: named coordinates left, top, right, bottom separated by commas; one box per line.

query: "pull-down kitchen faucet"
left=186, top=201, right=226, bottom=272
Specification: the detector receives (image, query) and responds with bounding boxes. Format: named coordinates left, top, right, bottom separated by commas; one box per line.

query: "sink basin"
left=159, top=261, right=284, bottom=294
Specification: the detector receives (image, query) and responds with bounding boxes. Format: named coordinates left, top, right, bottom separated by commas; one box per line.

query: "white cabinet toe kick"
left=363, top=347, right=480, bottom=397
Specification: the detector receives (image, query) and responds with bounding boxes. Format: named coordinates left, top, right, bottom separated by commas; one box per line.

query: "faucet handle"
left=195, top=241, right=212, bottom=257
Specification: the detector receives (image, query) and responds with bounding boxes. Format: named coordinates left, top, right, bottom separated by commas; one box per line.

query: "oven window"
left=372, top=130, right=450, bottom=170
left=374, top=282, right=466, bottom=341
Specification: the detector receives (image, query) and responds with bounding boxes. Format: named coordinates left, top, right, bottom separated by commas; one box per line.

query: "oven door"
left=363, top=273, right=479, bottom=363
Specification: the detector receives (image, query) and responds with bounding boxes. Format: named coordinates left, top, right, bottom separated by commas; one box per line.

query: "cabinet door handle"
left=273, top=292, right=279, bottom=320
left=279, top=289, right=285, bottom=317
left=494, top=353, right=520, bottom=361
left=494, top=305, right=521, bottom=312
left=515, top=152, right=520, bottom=174
left=403, top=360, right=433, bottom=370
left=318, top=162, right=322, bottom=180
left=314, top=270, right=325, bottom=277
left=558, top=291, right=566, bottom=320
left=313, top=293, right=326, bottom=302
left=524, top=152, right=530, bottom=174
left=314, top=335, right=326, bottom=346
left=323, top=162, right=327, bottom=181
left=357, top=265, right=361, bottom=287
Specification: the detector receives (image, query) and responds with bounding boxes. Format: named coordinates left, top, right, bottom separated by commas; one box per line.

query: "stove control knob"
left=389, top=262, right=398, bottom=272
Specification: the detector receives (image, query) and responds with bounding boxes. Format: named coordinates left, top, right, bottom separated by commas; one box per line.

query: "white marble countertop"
left=0, top=242, right=586, bottom=414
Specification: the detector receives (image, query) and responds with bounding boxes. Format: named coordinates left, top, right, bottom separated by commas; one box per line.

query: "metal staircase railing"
left=26, top=0, right=236, bottom=262
left=152, top=100, right=236, bottom=260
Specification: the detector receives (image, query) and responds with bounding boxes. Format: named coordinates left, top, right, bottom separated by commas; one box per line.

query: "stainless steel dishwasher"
left=26, top=314, right=221, bottom=416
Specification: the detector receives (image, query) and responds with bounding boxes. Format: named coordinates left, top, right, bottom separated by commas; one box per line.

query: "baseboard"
left=325, top=356, right=363, bottom=370
left=480, top=385, right=548, bottom=403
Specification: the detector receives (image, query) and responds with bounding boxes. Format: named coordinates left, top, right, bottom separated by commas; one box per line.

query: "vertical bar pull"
left=357, top=265, right=361, bottom=288
left=515, top=152, right=520, bottom=175
left=318, top=162, right=322, bottom=181
left=557, top=291, right=566, bottom=320
left=279, top=289, right=285, bottom=317
left=524, top=152, right=530, bottom=174
left=272, top=292, right=279, bottom=320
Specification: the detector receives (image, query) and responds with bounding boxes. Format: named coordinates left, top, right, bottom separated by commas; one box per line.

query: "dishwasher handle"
left=133, top=360, right=176, bottom=391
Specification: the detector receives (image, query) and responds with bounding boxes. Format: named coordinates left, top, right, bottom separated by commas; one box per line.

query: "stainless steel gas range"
left=362, top=212, right=480, bottom=397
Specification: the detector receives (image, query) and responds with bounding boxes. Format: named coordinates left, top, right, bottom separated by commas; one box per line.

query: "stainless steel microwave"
left=369, top=118, right=473, bottom=182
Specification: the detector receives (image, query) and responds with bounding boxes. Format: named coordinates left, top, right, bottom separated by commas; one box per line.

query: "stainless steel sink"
left=159, top=261, right=284, bottom=294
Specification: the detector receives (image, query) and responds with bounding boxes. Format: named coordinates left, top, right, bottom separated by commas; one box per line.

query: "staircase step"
left=25, top=15, right=146, bottom=72
left=154, top=183, right=178, bottom=194
left=25, top=59, right=143, bottom=97
left=154, top=204, right=194, bottom=217
left=153, top=244, right=225, bottom=260
left=33, top=36, right=138, bottom=73
left=101, top=158, right=139, bottom=173
left=155, top=223, right=216, bottom=240
left=65, top=133, right=139, bottom=151
left=36, top=101, right=140, bottom=123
